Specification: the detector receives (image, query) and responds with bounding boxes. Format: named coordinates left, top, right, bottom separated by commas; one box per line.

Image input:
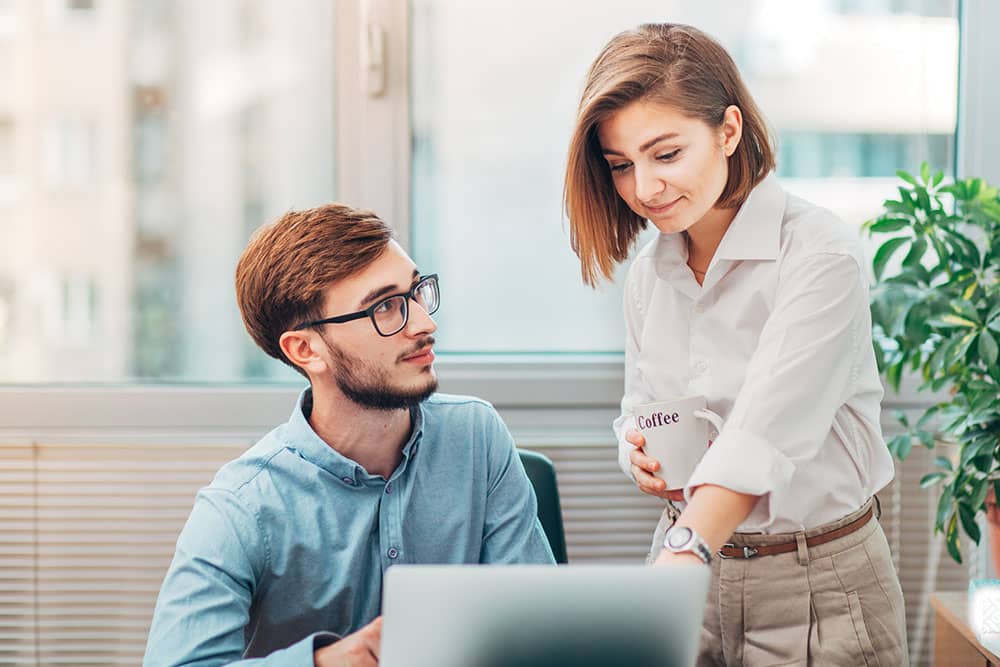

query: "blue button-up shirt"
left=144, top=390, right=555, bottom=666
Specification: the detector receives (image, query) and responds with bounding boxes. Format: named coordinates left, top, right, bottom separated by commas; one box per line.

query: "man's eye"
left=373, top=300, right=394, bottom=314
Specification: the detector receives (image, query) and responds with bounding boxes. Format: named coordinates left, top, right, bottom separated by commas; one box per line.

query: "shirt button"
left=342, top=476, right=354, bottom=486
left=387, top=547, right=399, bottom=559
left=385, top=483, right=393, bottom=494
left=694, top=361, right=708, bottom=374
left=694, top=303, right=705, bottom=314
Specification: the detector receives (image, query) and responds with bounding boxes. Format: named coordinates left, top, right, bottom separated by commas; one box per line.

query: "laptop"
left=381, top=564, right=709, bottom=667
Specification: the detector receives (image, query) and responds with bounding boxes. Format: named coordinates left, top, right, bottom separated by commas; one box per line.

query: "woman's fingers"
left=626, top=428, right=684, bottom=500
left=625, top=428, right=646, bottom=448
left=628, top=446, right=660, bottom=474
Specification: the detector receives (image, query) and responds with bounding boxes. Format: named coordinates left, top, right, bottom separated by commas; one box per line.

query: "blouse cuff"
left=683, top=427, right=796, bottom=526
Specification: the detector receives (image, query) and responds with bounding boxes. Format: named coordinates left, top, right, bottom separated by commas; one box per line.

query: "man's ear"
left=279, top=330, right=329, bottom=376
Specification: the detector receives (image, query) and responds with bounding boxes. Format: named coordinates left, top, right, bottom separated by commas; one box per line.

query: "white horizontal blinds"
left=520, top=444, right=664, bottom=562
left=0, top=430, right=978, bottom=665
left=0, top=441, right=246, bottom=666
left=0, top=444, right=37, bottom=666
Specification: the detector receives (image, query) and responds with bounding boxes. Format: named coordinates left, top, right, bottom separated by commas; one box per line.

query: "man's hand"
left=625, top=429, right=684, bottom=501
left=314, top=617, right=382, bottom=667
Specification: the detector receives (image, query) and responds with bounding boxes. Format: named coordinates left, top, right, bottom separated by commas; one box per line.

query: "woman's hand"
left=625, top=429, right=685, bottom=501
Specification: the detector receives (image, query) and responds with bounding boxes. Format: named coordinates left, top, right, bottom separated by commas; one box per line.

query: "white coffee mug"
left=634, top=395, right=724, bottom=491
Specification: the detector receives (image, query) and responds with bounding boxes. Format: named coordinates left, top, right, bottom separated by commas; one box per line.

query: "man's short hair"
left=235, top=204, right=394, bottom=374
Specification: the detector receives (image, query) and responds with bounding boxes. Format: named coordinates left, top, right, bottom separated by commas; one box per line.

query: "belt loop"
left=795, top=532, right=809, bottom=566
left=873, top=495, right=881, bottom=520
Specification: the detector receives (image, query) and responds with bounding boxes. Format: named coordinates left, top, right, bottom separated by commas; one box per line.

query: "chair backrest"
left=518, top=449, right=568, bottom=564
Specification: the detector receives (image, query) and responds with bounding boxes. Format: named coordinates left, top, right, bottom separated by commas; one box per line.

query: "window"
left=408, top=0, right=958, bottom=354
left=4, top=0, right=337, bottom=382
left=41, top=119, right=96, bottom=188
left=42, top=274, right=98, bottom=346
left=44, top=0, right=97, bottom=23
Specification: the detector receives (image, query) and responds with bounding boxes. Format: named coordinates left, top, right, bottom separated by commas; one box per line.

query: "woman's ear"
left=720, top=105, right=743, bottom=157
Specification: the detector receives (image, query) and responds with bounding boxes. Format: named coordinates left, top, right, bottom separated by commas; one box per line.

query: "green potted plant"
left=866, top=162, right=1000, bottom=565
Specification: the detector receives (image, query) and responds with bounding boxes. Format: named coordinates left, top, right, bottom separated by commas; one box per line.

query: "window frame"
left=0, top=0, right=995, bottom=425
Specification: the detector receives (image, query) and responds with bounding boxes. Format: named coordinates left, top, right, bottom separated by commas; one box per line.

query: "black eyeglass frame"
left=292, top=274, right=439, bottom=337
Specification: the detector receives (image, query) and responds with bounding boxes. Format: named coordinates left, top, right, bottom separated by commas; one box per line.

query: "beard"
left=323, top=335, right=438, bottom=411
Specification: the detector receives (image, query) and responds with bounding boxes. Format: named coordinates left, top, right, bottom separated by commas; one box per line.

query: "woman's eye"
left=609, top=162, right=631, bottom=173
left=656, top=150, right=680, bottom=161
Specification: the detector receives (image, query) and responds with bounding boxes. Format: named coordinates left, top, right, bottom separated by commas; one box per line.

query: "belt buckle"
left=718, top=543, right=758, bottom=559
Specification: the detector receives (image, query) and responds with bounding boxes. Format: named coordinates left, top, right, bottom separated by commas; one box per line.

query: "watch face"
left=667, top=526, right=693, bottom=549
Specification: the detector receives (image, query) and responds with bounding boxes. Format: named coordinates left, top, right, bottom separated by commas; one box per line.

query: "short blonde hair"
left=564, top=23, right=776, bottom=286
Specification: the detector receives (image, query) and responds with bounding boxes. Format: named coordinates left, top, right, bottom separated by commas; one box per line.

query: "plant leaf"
left=979, top=330, right=999, bottom=367
left=946, top=513, right=963, bottom=563
left=920, top=162, right=931, bottom=185
left=958, top=503, right=982, bottom=544
left=935, top=455, right=954, bottom=471
left=873, top=237, right=910, bottom=281
left=868, top=218, right=912, bottom=234
left=931, top=315, right=979, bottom=329
left=920, top=472, right=946, bottom=487
left=897, top=170, right=918, bottom=186
left=902, top=236, right=928, bottom=269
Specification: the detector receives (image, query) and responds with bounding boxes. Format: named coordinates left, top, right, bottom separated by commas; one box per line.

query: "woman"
left=564, top=24, right=908, bottom=666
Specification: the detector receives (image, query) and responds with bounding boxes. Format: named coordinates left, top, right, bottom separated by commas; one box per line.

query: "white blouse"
left=614, top=174, right=895, bottom=534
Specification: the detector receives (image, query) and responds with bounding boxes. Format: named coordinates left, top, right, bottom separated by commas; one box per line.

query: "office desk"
left=932, top=592, right=1000, bottom=666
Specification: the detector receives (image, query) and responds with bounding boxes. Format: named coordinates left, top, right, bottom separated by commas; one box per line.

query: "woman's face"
left=597, top=100, right=741, bottom=235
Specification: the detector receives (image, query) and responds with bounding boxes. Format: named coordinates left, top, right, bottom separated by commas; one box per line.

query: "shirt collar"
left=282, top=387, right=424, bottom=485
left=714, top=173, right=785, bottom=262
left=651, top=173, right=785, bottom=286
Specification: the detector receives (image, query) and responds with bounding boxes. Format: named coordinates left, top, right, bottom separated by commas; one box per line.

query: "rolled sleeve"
left=684, top=252, right=866, bottom=526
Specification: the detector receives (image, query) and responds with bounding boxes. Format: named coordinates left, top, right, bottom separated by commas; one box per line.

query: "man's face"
left=312, top=241, right=438, bottom=410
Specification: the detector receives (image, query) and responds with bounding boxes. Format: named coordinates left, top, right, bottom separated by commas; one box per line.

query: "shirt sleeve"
left=684, top=251, right=868, bottom=526
left=479, top=410, right=557, bottom=565
left=143, top=488, right=340, bottom=666
left=613, top=267, right=644, bottom=482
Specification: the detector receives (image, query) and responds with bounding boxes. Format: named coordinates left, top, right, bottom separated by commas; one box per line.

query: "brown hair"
left=235, top=204, right=393, bottom=373
left=564, top=23, right=776, bottom=286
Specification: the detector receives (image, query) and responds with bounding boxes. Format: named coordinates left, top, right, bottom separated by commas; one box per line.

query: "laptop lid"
left=381, top=564, right=709, bottom=667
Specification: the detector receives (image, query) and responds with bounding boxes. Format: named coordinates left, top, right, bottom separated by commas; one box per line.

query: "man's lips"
left=401, top=347, right=435, bottom=363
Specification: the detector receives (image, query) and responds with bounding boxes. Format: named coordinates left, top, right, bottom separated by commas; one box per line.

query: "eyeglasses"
left=293, top=274, right=440, bottom=337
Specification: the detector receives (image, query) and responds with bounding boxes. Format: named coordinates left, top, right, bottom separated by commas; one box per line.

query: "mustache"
left=398, top=336, right=435, bottom=362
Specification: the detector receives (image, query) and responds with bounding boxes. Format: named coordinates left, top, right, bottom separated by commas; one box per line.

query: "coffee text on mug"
left=637, top=411, right=680, bottom=430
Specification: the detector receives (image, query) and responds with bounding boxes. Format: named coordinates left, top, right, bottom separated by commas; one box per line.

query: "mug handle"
left=692, top=409, right=724, bottom=437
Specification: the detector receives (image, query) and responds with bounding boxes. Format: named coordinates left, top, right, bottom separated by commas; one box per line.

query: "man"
left=144, top=204, right=554, bottom=666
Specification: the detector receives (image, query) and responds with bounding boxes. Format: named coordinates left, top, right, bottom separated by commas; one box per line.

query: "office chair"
left=517, top=449, right=568, bottom=564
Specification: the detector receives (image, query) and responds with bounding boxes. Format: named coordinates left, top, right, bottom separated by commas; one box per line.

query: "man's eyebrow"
left=358, top=270, right=420, bottom=308
left=601, top=132, right=680, bottom=157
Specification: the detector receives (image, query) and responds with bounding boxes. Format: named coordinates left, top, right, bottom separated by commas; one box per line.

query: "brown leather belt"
left=717, top=505, right=874, bottom=559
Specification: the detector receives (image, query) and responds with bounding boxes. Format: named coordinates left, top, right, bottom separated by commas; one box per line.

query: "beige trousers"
left=651, top=499, right=909, bottom=666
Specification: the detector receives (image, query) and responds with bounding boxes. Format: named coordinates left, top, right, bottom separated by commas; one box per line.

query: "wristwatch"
left=663, top=525, right=713, bottom=565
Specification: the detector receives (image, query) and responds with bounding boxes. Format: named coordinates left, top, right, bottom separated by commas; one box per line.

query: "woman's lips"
left=645, top=197, right=681, bottom=216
